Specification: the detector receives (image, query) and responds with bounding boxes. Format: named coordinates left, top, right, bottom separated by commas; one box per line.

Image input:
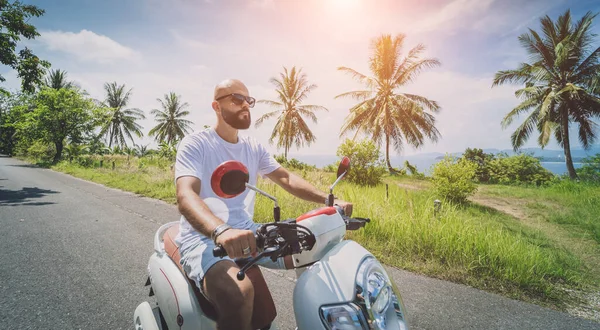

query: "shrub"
left=487, top=153, right=554, bottom=186
left=403, top=160, right=423, bottom=178
left=576, top=154, right=600, bottom=183
left=322, top=163, right=337, bottom=173
left=274, top=154, right=316, bottom=171
left=461, top=148, right=494, bottom=183
left=336, top=138, right=386, bottom=186
left=26, top=140, right=56, bottom=162
left=431, top=155, right=478, bottom=203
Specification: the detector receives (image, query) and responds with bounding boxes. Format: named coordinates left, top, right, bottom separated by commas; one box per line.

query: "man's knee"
left=203, top=261, right=255, bottom=312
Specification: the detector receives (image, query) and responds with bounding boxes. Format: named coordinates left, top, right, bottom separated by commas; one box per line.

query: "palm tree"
left=98, top=82, right=145, bottom=148
left=255, top=66, right=327, bottom=159
left=336, top=34, right=441, bottom=173
left=492, top=10, right=600, bottom=179
left=148, top=92, right=194, bottom=144
left=134, top=143, right=149, bottom=157
left=43, top=69, right=76, bottom=90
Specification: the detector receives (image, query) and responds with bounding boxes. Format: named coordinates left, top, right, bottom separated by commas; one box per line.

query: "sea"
left=289, top=154, right=583, bottom=176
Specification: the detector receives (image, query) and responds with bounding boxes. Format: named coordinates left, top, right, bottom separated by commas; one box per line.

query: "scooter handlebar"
left=212, top=245, right=227, bottom=258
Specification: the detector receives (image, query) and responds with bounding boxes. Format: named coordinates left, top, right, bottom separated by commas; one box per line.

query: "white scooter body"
left=134, top=158, right=409, bottom=330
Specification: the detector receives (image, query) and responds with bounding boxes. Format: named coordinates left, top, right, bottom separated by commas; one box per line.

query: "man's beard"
left=222, top=109, right=251, bottom=129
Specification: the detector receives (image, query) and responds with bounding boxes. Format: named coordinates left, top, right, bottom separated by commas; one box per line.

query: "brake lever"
left=236, top=245, right=283, bottom=281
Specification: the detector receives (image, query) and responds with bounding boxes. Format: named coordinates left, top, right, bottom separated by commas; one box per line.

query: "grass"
left=479, top=181, right=600, bottom=244
left=40, top=155, right=600, bottom=310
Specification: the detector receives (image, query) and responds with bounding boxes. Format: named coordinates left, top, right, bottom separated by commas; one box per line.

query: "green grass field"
left=47, top=156, right=599, bottom=310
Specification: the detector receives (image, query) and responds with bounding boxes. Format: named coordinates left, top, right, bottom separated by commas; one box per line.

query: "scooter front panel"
left=292, top=212, right=346, bottom=268
left=293, top=240, right=371, bottom=330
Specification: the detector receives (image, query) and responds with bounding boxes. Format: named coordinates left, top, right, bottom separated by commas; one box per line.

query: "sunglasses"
left=216, top=93, right=256, bottom=108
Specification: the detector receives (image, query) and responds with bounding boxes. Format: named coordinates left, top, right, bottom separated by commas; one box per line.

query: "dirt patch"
left=469, top=195, right=528, bottom=220
left=395, top=183, right=423, bottom=191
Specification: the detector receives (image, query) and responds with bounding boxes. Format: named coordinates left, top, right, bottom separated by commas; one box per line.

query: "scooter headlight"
left=320, top=303, right=368, bottom=330
left=355, top=257, right=409, bottom=330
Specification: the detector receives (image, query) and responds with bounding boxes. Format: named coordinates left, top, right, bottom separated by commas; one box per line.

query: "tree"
left=43, top=69, right=75, bottom=90
left=0, top=92, right=32, bottom=155
left=134, top=143, right=149, bottom=157
left=0, top=0, right=50, bottom=94
left=16, top=87, right=96, bottom=163
left=255, top=66, right=327, bottom=159
left=492, top=10, right=600, bottom=179
left=148, top=92, right=193, bottom=144
left=98, top=82, right=145, bottom=148
left=462, top=148, right=495, bottom=182
left=336, top=34, right=441, bottom=173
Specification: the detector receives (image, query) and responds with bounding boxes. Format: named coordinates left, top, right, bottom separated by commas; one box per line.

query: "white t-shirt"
left=174, top=128, right=281, bottom=249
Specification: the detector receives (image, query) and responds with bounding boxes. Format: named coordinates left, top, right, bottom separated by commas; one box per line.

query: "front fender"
left=293, top=240, right=371, bottom=330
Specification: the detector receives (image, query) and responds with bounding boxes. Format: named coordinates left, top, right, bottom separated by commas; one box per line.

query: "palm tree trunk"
left=561, top=110, right=578, bottom=179
left=385, top=134, right=394, bottom=173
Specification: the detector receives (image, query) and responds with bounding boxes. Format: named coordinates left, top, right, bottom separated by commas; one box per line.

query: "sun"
left=328, top=0, right=361, bottom=9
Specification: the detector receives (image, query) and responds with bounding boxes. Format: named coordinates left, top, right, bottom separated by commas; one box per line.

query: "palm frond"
left=337, top=67, right=376, bottom=88
left=334, top=90, right=373, bottom=100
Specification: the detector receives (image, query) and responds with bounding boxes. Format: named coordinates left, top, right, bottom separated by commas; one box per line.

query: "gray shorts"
left=179, top=223, right=286, bottom=291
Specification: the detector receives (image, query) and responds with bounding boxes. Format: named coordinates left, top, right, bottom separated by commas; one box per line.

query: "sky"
left=3, top=0, right=600, bottom=158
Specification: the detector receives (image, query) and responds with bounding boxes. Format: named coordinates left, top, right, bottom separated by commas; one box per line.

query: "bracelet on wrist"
left=211, top=223, right=232, bottom=243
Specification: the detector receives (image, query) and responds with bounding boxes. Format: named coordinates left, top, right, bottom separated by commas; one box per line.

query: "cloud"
left=411, top=0, right=495, bottom=34
left=249, top=0, right=275, bottom=8
left=37, top=29, right=139, bottom=64
left=169, top=30, right=212, bottom=49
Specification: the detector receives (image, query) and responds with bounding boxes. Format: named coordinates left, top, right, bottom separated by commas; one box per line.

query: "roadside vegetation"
left=41, top=139, right=600, bottom=315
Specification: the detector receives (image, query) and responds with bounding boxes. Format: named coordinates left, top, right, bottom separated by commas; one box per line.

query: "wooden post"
left=112, top=161, right=115, bottom=170
left=386, top=184, right=389, bottom=200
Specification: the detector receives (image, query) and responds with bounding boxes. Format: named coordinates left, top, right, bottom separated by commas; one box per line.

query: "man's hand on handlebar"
left=333, top=199, right=353, bottom=217
left=215, top=229, right=258, bottom=258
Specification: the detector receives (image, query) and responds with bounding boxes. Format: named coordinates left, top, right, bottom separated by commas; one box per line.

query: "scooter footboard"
left=147, top=252, right=215, bottom=330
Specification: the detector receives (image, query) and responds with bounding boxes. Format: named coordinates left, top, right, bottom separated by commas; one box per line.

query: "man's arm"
left=176, top=176, right=224, bottom=237
left=264, top=167, right=328, bottom=204
left=265, top=167, right=353, bottom=215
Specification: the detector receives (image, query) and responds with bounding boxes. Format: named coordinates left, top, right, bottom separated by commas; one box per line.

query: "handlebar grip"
left=212, top=245, right=227, bottom=258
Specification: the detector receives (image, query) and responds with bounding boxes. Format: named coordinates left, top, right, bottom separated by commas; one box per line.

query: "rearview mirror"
left=327, top=156, right=351, bottom=206
left=336, top=156, right=350, bottom=179
left=210, top=160, right=249, bottom=198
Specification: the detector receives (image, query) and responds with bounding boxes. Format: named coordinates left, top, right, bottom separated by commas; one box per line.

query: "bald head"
left=214, top=79, right=249, bottom=100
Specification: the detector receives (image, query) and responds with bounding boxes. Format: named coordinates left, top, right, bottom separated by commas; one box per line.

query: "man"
left=174, top=78, right=352, bottom=330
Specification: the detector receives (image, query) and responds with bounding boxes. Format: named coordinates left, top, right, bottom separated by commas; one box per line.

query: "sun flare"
left=328, top=0, right=361, bottom=9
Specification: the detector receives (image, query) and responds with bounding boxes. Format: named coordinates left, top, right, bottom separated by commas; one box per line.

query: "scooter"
left=134, top=156, right=410, bottom=330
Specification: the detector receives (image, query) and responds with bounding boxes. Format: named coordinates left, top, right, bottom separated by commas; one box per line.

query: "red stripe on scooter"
left=160, top=268, right=182, bottom=329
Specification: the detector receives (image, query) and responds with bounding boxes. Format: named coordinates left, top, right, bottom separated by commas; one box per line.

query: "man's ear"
left=211, top=101, right=220, bottom=113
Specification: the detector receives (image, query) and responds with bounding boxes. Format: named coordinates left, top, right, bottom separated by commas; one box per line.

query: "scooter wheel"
left=134, top=301, right=160, bottom=330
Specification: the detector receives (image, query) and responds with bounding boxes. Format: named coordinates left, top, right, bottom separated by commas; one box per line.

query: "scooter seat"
left=162, top=224, right=277, bottom=329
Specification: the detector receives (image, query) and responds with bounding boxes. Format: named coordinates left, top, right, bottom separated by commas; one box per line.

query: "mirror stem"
left=245, top=183, right=279, bottom=208
left=327, top=170, right=347, bottom=206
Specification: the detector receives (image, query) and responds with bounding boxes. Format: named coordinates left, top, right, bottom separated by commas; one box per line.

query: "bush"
left=461, top=148, right=494, bottom=183
left=431, top=155, right=478, bottom=203
left=403, top=160, right=422, bottom=178
left=26, top=140, right=56, bottom=162
left=274, top=154, right=316, bottom=171
left=487, top=153, right=554, bottom=186
left=576, top=154, right=600, bottom=183
left=336, top=138, right=386, bottom=186
left=322, top=163, right=337, bottom=173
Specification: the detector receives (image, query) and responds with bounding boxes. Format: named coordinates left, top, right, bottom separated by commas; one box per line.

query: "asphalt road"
left=1, top=155, right=598, bottom=330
